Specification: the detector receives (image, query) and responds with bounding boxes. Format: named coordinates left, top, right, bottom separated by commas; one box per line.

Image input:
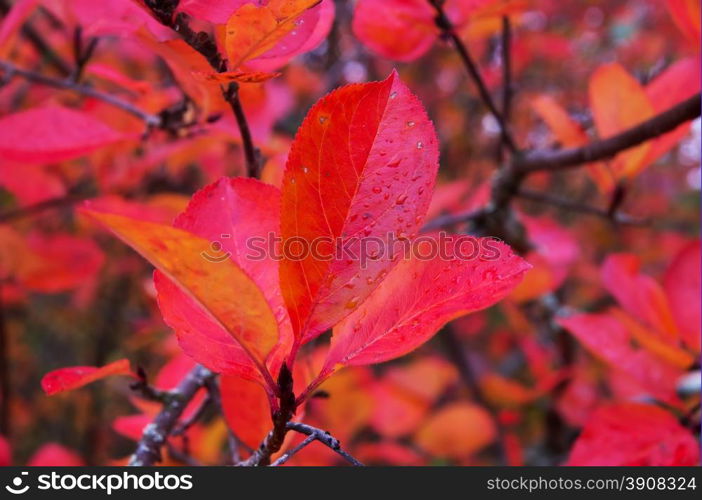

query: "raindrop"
left=418, top=186, right=425, bottom=195
left=319, top=116, right=328, bottom=124
left=302, top=166, right=309, bottom=173
left=362, top=212, right=372, bottom=220
left=396, top=194, right=408, bottom=205
left=372, top=186, right=382, bottom=194
left=346, top=297, right=360, bottom=309
left=416, top=141, right=424, bottom=149
left=387, top=159, right=401, bottom=168
left=406, top=121, right=415, bottom=127
left=389, top=91, right=398, bottom=99
left=383, top=193, right=390, bottom=200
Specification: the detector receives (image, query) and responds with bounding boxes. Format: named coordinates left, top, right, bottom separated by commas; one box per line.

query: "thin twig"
left=428, top=0, right=518, bottom=153
left=516, top=188, right=648, bottom=225
left=515, top=94, right=701, bottom=173
left=129, top=365, right=214, bottom=466
left=269, top=434, right=316, bottom=466
left=129, top=367, right=171, bottom=403
left=498, top=15, right=513, bottom=162
left=0, top=60, right=162, bottom=127
left=421, top=207, right=492, bottom=232
left=283, top=422, right=364, bottom=466
left=224, top=82, right=260, bottom=177
left=0, top=193, right=89, bottom=223
left=141, top=2, right=260, bottom=176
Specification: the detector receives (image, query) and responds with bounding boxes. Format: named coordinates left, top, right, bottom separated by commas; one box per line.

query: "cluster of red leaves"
left=0, top=0, right=699, bottom=466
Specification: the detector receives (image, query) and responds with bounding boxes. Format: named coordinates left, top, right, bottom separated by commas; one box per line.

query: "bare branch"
left=516, top=188, right=649, bottom=225
left=428, top=0, right=518, bottom=154
left=0, top=60, right=162, bottom=127
left=498, top=15, right=513, bottom=162
left=516, top=94, right=701, bottom=173
left=283, top=422, right=364, bottom=466
left=224, top=82, right=261, bottom=178
left=129, top=365, right=214, bottom=466
left=269, top=434, right=316, bottom=466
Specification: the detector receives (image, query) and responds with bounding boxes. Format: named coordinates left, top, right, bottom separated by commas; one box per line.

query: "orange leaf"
left=82, top=208, right=279, bottom=379
left=589, top=63, right=654, bottom=180
left=415, top=402, right=496, bottom=460
left=192, top=70, right=282, bottom=84
left=225, top=1, right=320, bottom=69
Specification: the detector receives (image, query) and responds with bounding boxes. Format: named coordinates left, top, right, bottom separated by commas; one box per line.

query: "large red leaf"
left=154, top=178, right=292, bottom=380
left=567, top=403, right=699, bottom=465
left=0, top=105, right=126, bottom=164
left=316, top=237, right=529, bottom=383
left=82, top=207, right=279, bottom=385
left=41, top=359, right=133, bottom=396
left=663, top=240, right=701, bottom=352
left=280, top=71, right=439, bottom=342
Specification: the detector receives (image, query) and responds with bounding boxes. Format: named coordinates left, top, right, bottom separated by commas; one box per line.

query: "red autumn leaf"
left=644, top=58, right=701, bottom=166
left=317, top=237, right=529, bottom=380
left=567, top=403, right=699, bottom=466
left=41, top=359, right=133, bottom=396
left=154, top=178, right=292, bottom=381
left=511, top=215, right=579, bottom=302
left=601, top=253, right=678, bottom=340
left=0, top=435, right=11, bottom=466
left=27, top=443, right=85, bottom=466
left=0, top=162, right=66, bottom=206
left=220, top=374, right=272, bottom=450
left=0, top=105, right=127, bottom=164
left=20, top=233, right=105, bottom=294
left=556, top=312, right=682, bottom=402
left=112, top=414, right=153, bottom=442
left=666, top=0, right=701, bottom=47
left=352, top=0, right=438, bottom=62
left=82, top=206, right=280, bottom=387
left=178, top=0, right=245, bottom=23
left=663, top=240, right=701, bottom=352
left=280, top=71, right=439, bottom=342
